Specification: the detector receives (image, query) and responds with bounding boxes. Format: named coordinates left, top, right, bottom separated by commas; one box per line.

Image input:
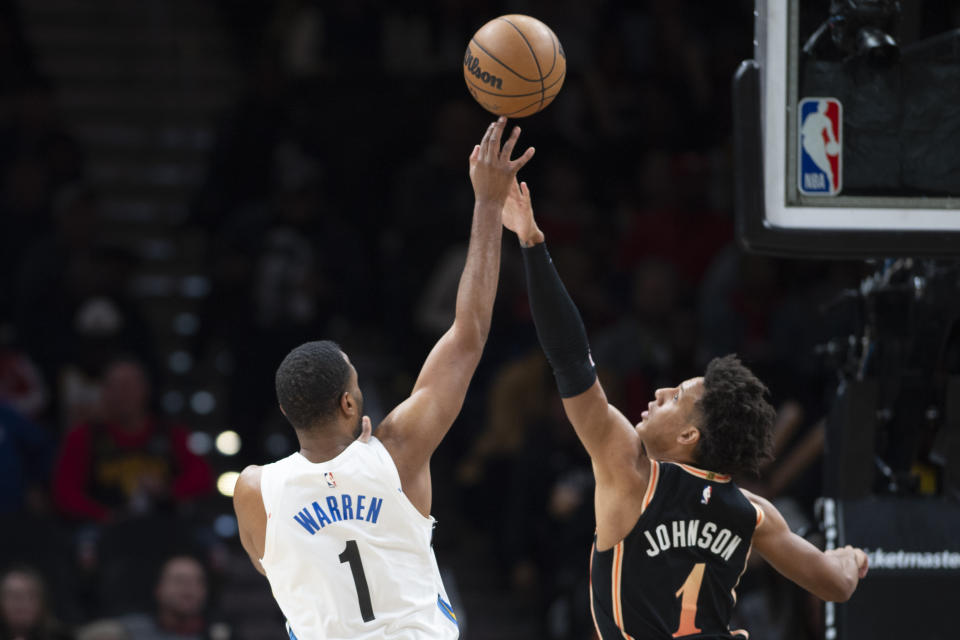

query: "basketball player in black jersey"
left=501, top=180, right=869, bottom=639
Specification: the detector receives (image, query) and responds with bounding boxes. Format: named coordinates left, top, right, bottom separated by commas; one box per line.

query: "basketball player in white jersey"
left=232, top=116, right=534, bottom=640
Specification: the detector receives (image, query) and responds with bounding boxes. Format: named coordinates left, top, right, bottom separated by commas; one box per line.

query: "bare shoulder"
left=234, top=465, right=264, bottom=511
left=237, top=464, right=263, bottom=488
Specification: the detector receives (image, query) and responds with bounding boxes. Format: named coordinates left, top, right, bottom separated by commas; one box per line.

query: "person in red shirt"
left=53, top=359, right=212, bottom=522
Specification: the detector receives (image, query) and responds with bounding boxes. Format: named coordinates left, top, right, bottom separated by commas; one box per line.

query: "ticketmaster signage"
left=821, top=496, right=960, bottom=639
left=864, top=549, right=960, bottom=570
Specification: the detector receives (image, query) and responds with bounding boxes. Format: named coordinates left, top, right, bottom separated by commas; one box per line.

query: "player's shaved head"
left=275, top=340, right=351, bottom=431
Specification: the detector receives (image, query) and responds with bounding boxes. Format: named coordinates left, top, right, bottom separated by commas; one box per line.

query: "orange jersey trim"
left=641, top=460, right=660, bottom=513
left=677, top=463, right=731, bottom=483
left=731, top=545, right=751, bottom=605
left=611, top=541, right=635, bottom=640
left=730, top=499, right=763, bottom=607
left=590, top=540, right=601, bottom=639
left=753, top=502, right=764, bottom=527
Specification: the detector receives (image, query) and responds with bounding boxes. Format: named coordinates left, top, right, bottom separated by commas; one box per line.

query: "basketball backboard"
left=734, top=0, right=960, bottom=257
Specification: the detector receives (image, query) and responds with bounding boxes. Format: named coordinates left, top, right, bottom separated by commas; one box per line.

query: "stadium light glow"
left=215, top=430, right=241, bottom=456
left=217, top=471, right=240, bottom=497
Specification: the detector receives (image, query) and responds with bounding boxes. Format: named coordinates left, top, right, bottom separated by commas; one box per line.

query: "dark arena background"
left=1, top=1, right=959, bottom=639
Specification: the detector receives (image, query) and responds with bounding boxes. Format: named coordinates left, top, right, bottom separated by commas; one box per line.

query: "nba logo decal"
left=324, top=472, right=336, bottom=488
left=701, top=486, right=712, bottom=505
left=799, top=97, right=842, bottom=195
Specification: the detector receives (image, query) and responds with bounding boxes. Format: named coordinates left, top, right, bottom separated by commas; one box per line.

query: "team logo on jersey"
left=799, top=97, right=842, bottom=195
left=701, top=486, right=712, bottom=505
left=324, top=472, right=336, bottom=488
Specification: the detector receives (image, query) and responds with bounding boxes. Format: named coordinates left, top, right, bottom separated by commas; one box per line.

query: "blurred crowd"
left=0, top=1, right=880, bottom=639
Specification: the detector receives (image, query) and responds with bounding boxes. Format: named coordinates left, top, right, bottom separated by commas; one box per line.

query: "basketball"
left=463, top=14, right=566, bottom=118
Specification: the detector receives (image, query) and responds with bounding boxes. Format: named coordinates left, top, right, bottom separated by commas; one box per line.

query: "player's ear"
left=340, top=391, right=357, bottom=416
left=279, top=404, right=287, bottom=417
left=678, top=425, right=700, bottom=447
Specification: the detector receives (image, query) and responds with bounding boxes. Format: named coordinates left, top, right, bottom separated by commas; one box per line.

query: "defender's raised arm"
left=503, top=180, right=642, bottom=473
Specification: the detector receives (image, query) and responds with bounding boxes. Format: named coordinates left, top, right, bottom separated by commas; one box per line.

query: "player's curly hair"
left=275, top=340, right=350, bottom=431
left=693, top=354, right=776, bottom=477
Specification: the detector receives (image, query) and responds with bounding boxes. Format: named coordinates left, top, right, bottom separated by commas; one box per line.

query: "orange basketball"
left=463, top=14, right=566, bottom=118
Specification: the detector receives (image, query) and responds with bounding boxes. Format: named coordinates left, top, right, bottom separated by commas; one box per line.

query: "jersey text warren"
left=293, top=494, right=384, bottom=534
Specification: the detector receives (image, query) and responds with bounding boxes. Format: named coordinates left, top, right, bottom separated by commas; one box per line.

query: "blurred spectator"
left=0, top=566, right=72, bottom=640
left=14, top=184, right=157, bottom=427
left=0, top=324, right=48, bottom=420
left=414, top=244, right=467, bottom=336
left=200, top=167, right=359, bottom=452
left=458, top=350, right=552, bottom=489
left=0, top=402, right=53, bottom=516
left=271, top=0, right=327, bottom=78
left=503, top=409, right=594, bottom=640
left=0, top=322, right=54, bottom=516
left=592, top=259, right=692, bottom=417
left=52, top=359, right=212, bottom=523
left=697, top=244, right=781, bottom=368
left=120, top=556, right=228, bottom=640
left=615, top=150, right=733, bottom=288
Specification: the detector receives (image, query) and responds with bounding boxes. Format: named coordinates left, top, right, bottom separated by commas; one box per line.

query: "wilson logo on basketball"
left=463, top=47, right=503, bottom=90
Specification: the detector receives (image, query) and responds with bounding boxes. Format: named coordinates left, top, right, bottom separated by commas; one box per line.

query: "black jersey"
left=590, top=460, right=762, bottom=640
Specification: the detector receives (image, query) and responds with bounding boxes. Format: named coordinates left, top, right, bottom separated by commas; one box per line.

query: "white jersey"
left=259, top=437, right=459, bottom=640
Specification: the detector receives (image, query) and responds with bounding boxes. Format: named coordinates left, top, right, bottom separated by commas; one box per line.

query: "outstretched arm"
left=508, top=184, right=648, bottom=548
left=745, top=489, right=868, bottom=602
left=377, top=117, right=534, bottom=517
left=505, top=182, right=643, bottom=482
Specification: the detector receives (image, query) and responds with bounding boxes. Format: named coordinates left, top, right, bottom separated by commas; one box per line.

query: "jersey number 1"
left=339, top=540, right=375, bottom=622
left=672, top=562, right=705, bottom=637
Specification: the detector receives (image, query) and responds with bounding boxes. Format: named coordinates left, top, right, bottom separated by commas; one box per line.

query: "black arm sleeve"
left=521, top=242, right=597, bottom=398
